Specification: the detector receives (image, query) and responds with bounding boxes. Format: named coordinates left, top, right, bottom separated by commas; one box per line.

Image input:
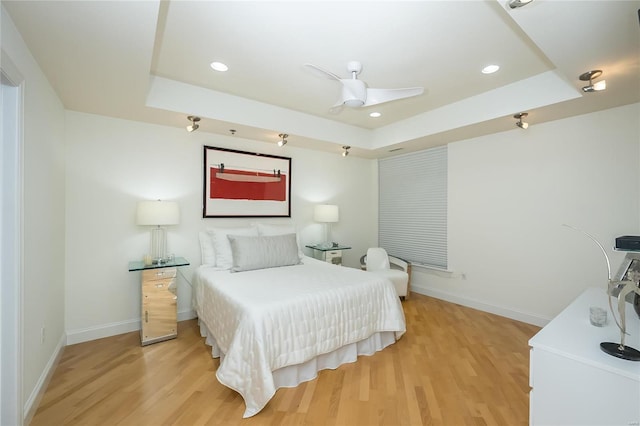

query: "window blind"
left=378, top=145, right=447, bottom=269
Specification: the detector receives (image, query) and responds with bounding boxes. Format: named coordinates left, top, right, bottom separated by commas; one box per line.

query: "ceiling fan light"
left=344, top=98, right=364, bottom=107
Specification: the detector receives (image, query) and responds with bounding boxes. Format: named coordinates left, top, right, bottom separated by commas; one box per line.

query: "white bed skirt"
left=198, top=319, right=397, bottom=413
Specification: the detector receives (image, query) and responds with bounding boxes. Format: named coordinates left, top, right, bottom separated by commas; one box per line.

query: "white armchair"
left=360, top=248, right=411, bottom=300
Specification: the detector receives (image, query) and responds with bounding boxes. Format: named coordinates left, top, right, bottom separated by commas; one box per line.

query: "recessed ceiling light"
left=369, top=112, right=381, bottom=118
left=210, top=61, right=229, bottom=72
left=482, top=65, right=500, bottom=74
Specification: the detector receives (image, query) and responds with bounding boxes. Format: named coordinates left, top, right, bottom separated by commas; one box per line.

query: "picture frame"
left=203, top=146, right=291, bottom=218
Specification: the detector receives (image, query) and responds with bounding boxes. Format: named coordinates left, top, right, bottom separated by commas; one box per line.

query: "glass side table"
left=305, top=244, right=351, bottom=266
left=128, top=256, right=190, bottom=272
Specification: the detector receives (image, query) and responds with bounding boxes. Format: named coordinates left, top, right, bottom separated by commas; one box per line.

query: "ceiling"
left=4, top=0, right=639, bottom=158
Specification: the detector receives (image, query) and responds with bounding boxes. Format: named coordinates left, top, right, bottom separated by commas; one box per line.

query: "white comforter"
left=192, top=256, right=406, bottom=417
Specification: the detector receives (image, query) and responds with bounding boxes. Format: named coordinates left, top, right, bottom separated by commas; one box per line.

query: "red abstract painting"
left=203, top=146, right=291, bottom=217
left=210, top=167, right=287, bottom=201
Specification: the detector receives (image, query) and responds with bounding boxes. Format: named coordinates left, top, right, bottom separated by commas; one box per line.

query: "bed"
left=193, top=225, right=406, bottom=418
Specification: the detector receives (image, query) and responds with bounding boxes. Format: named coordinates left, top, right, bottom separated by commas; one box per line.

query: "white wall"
left=64, top=111, right=378, bottom=343
left=411, top=103, right=640, bottom=326
left=1, top=4, right=67, bottom=420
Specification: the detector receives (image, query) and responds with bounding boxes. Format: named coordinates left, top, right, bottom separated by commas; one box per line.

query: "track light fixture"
left=508, top=0, right=533, bottom=8
left=186, top=116, right=200, bottom=132
left=579, top=70, right=606, bottom=93
left=342, top=145, right=351, bottom=157
left=277, top=133, right=288, bottom=147
left=514, top=112, right=529, bottom=129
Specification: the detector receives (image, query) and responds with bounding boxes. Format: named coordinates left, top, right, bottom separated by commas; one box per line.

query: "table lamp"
left=136, top=200, right=180, bottom=264
left=314, top=204, right=339, bottom=249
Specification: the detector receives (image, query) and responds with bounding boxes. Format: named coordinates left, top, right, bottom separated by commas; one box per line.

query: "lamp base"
left=600, top=342, right=640, bottom=361
left=150, top=226, right=167, bottom=261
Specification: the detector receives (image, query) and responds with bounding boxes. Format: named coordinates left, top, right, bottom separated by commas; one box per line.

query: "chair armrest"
left=388, top=255, right=410, bottom=273
left=361, top=253, right=411, bottom=272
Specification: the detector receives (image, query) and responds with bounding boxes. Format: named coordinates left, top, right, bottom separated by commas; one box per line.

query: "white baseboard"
left=66, top=318, right=140, bottom=345
left=23, top=332, right=66, bottom=425
left=411, top=283, right=550, bottom=327
left=66, top=309, right=197, bottom=345
left=178, top=309, right=197, bottom=322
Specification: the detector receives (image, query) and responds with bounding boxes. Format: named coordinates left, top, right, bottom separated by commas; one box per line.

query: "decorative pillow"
left=228, top=234, right=301, bottom=272
left=256, top=223, right=304, bottom=259
left=211, top=226, right=259, bottom=269
left=199, top=231, right=216, bottom=266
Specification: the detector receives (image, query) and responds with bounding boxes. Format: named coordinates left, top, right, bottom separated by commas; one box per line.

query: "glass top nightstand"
left=128, top=256, right=189, bottom=346
left=306, top=245, right=350, bottom=266
left=128, top=256, right=190, bottom=272
left=305, top=244, right=352, bottom=251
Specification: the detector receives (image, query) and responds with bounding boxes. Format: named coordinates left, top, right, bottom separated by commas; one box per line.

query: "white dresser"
left=529, top=287, right=640, bottom=425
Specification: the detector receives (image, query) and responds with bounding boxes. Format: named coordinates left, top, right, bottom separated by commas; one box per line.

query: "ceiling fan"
left=304, top=61, right=424, bottom=113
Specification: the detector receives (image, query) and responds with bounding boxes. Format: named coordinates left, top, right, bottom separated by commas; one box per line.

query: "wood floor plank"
left=30, top=293, right=539, bottom=425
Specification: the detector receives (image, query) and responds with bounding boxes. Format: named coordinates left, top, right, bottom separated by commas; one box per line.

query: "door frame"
left=1, top=48, right=25, bottom=426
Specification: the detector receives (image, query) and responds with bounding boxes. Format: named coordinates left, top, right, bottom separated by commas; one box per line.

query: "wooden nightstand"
left=128, top=257, right=189, bottom=346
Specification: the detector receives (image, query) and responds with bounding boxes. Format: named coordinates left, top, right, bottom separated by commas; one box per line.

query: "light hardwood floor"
left=30, top=293, right=540, bottom=425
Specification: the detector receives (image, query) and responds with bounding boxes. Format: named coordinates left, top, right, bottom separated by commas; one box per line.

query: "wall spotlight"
left=342, top=145, right=351, bottom=157
left=514, top=112, right=529, bottom=129
left=186, top=116, right=200, bottom=132
left=277, top=133, right=288, bottom=147
left=579, top=70, right=606, bottom=93
left=508, top=0, right=533, bottom=8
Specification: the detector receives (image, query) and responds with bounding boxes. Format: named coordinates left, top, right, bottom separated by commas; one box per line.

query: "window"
left=378, top=145, right=447, bottom=269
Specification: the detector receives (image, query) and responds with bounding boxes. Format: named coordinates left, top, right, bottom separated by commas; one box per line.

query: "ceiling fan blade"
left=363, top=87, right=425, bottom=107
left=304, top=63, right=341, bottom=81
left=329, top=101, right=344, bottom=115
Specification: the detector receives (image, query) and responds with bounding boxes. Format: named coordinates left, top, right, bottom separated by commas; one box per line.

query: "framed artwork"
left=203, top=146, right=291, bottom=218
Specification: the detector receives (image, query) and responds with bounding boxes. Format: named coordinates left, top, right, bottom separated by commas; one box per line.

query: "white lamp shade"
left=136, top=200, right=180, bottom=226
left=314, top=204, right=339, bottom=223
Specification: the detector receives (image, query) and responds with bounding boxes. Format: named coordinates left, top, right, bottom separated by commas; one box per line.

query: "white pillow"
left=199, top=231, right=216, bottom=266
left=228, top=234, right=301, bottom=272
left=211, top=226, right=259, bottom=269
left=256, top=223, right=304, bottom=259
